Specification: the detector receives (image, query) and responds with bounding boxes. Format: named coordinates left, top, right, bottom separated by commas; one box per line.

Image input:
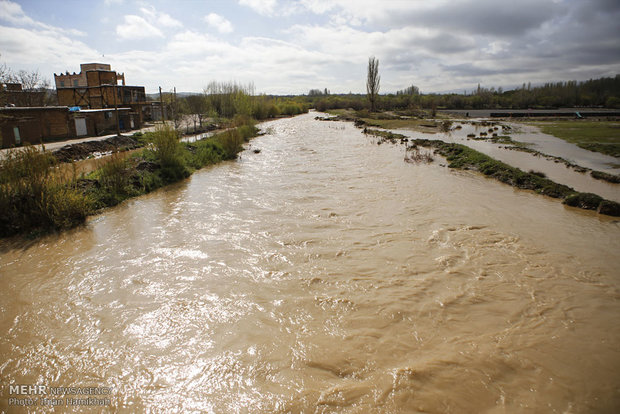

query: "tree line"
left=307, top=58, right=620, bottom=112
left=159, top=81, right=310, bottom=133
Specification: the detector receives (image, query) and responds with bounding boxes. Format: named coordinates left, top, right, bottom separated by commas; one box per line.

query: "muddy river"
left=1, top=113, right=619, bottom=412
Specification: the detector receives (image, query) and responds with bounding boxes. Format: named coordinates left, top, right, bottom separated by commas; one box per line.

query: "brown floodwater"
left=1, top=112, right=619, bottom=413
left=395, top=121, right=620, bottom=203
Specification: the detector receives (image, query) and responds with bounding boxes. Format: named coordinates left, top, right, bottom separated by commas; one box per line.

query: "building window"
left=73, top=79, right=79, bottom=87
left=60, top=81, right=65, bottom=87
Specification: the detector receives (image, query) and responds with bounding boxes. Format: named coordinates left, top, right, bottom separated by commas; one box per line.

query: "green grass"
left=362, top=128, right=408, bottom=141
left=360, top=118, right=440, bottom=132
left=325, top=109, right=441, bottom=133
left=531, top=120, right=620, bottom=157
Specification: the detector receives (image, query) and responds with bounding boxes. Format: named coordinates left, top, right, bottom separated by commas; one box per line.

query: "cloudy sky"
left=1, top=0, right=619, bottom=95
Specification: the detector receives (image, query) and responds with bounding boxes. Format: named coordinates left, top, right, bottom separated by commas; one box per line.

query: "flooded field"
left=394, top=120, right=620, bottom=202
left=1, top=113, right=619, bottom=412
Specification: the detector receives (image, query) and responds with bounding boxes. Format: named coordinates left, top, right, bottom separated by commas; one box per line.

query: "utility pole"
left=113, top=84, right=120, bottom=136
left=159, top=86, right=164, bottom=123
left=173, top=86, right=177, bottom=127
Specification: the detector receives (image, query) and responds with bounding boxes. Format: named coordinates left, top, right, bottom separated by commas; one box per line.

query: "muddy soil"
left=52, top=135, right=142, bottom=163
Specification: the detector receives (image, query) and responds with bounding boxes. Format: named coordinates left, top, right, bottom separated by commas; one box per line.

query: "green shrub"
left=191, top=141, right=225, bottom=167
left=0, top=145, right=92, bottom=236
left=267, top=105, right=280, bottom=118
left=149, top=124, right=189, bottom=182
left=217, top=129, right=244, bottom=159
left=562, top=192, right=603, bottom=210
left=597, top=200, right=620, bottom=216
left=42, top=185, right=93, bottom=229
left=97, top=151, right=130, bottom=195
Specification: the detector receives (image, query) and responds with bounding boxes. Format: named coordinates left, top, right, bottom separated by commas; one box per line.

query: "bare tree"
left=0, top=59, right=15, bottom=106
left=17, top=70, right=50, bottom=106
left=185, top=94, right=209, bottom=132
left=366, top=56, right=380, bottom=112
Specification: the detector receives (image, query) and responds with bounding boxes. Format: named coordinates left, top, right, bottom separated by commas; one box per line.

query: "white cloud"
left=238, top=0, right=278, bottom=16
left=116, top=15, right=163, bottom=39
left=158, top=12, right=183, bottom=28
left=0, top=25, right=100, bottom=76
left=139, top=6, right=182, bottom=28
left=204, top=13, right=233, bottom=34
left=2, top=0, right=619, bottom=95
left=0, top=0, right=86, bottom=36
left=115, top=6, right=182, bottom=40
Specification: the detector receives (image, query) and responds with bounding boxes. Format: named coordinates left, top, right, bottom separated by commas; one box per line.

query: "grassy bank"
left=408, top=139, right=620, bottom=216
left=0, top=122, right=258, bottom=238
left=472, top=131, right=620, bottom=183
left=325, top=108, right=446, bottom=133
left=529, top=120, right=620, bottom=157
left=356, top=119, right=620, bottom=215
left=356, top=114, right=620, bottom=184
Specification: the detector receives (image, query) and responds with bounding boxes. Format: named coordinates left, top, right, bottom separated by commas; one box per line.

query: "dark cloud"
left=380, top=0, right=561, bottom=37
left=441, top=63, right=537, bottom=77
left=422, top=33, right=476, bottom=54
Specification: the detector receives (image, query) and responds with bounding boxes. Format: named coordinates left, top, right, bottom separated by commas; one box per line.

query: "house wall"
left=54, top=72, right=87, bottom=89
left=86, top=71, right=119, bottom=88
left=0, top=106, right=141, bottom=148
left=80, top=63, right=111, bottom=72
left=57, top=88, right=89, bottom=107
left=0, top=108, right=75, bottom=148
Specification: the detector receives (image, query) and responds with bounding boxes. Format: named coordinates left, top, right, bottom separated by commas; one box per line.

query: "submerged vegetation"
left=332, top=110, right=620, bottom=185
left=406, top=139, right=620, bottom=216
left=333, top=112, right=620, bottom=216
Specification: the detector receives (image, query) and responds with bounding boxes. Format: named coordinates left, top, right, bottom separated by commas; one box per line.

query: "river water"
left=394, top=121, right=620, bottom=203
left=1, top=113, right=619, bottom=413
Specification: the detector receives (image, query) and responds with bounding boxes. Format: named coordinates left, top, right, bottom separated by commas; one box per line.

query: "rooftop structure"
left=54, top=63, right=145, bottom=109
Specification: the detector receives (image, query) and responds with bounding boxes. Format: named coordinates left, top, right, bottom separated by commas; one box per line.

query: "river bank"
left=0, top=123, right=258, bottom=239
left=321, top=111, right=620, bottom=216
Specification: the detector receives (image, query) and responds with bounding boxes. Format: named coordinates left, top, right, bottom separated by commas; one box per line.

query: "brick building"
left=54, top=63, right=150, bottom=123
left=0, top=63, right=149, bottom=148
left=0, top=107, right=135, bottom=148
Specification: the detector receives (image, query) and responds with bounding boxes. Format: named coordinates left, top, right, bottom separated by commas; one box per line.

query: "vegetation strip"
left=0, top=122, right=259, bottom=238
left=408, top=138, right=620, bottom=216
left=469, top=133, right=620, bottom=184
left=353, top=120, right=620, bottom=216
left=347, top=112, right=620, bottom=184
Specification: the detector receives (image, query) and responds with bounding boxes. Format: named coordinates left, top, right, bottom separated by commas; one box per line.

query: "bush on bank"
left=0, top=146, right=93, bottom=237
left=0, top=122, right=258, bottom=238
left=408, top=139, right=620, bottom=216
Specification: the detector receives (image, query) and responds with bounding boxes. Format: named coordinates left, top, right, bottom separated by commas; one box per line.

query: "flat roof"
left=0, top=106, right=69, bottom=110
left=77, top=108, right=132, bottom=112
left=0, top=106, right=133, bottom=111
